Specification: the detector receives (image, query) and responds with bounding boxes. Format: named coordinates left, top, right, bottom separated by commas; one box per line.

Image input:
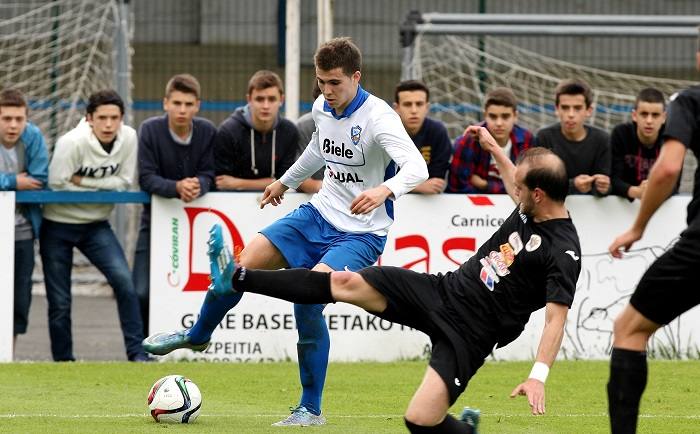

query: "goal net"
left=405, top=34, right=697, bottom=191
left=407, top=35, right=696, bottom=139
left=0, top=1, right=124, bottom=145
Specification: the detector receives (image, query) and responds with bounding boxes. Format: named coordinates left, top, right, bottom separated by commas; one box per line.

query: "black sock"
left=404, top=415, right=473, bottom=433
left=608, top=347, right=648, bottom=434
left=232, top=267, right=334, bottom=304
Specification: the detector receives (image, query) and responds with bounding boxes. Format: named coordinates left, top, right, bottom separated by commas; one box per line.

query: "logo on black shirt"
left=565, top=250, right=580, bottom=261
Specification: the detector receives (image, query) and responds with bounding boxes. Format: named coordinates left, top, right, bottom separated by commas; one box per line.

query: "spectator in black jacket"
left=393, top=80, right=451, bottom=194
left=214, top=70, right=299, bottom=191
left=133, top=74, right=216, bottom=336
left=610, top=88, right=667, bottom=201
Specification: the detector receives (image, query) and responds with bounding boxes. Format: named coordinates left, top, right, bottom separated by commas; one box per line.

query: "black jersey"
left=450, top=206, right=581, bottom=347
left=664, top=86, right=700, bottom=224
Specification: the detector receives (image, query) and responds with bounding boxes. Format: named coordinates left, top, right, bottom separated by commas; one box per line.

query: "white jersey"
left=280, top=87, right=428, bottom=235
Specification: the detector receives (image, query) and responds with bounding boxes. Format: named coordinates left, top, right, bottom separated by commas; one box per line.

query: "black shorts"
left=358, top=266, right=495, bottom=405
left=631, top=222, right=700, bottom=325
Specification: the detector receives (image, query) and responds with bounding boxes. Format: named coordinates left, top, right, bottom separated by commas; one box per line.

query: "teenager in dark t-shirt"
left=537, top=79, right=611, bottom=196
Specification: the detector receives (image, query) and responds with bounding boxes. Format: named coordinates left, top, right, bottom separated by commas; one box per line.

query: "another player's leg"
left=230, top=266, right=389, bottom=312
left=404, top=366, right=478, bottom=434
left=143, top=225, right=236, bottom=354
left=607, top=304, right=658, bottom=434
left=608, top=230, right=700, bottom=434
left=143, top=227, right=287, bottom=355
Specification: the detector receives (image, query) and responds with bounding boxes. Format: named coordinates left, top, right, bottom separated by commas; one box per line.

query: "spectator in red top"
left=447, top=88, right=535, bottom=193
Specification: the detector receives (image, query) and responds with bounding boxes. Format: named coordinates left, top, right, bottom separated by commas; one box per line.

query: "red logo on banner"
left=181, top=207, right=246, bottom=292
left=468, top=195, right=494, bottom=206
left=378, top=235, right=477, bottom=273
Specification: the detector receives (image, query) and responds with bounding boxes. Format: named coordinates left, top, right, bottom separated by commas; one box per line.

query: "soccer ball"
left=147, top=375, right=202, bottom=423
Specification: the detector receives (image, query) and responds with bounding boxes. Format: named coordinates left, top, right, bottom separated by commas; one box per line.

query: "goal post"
left=0, top=0, right=131, bottom=145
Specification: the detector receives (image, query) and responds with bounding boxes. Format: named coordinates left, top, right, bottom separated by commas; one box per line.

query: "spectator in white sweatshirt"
left=40, top=89, right=148, bottom=362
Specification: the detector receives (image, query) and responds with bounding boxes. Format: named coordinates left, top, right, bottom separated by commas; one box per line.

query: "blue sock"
left=294, top=303, right=329, bottom=416
left=187, top=291, right=243, bottom=344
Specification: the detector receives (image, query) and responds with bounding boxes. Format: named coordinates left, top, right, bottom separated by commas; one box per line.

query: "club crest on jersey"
left=350, top=125, right=362, bottom=145
left=525, top=234, right=542, bottom=252
left=479, top=266, right=496, bottom=291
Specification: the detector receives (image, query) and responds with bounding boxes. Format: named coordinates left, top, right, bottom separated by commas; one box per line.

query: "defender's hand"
left=510, top=378, right=546, bottom=415
left=464, top=125, right=499, bottom=154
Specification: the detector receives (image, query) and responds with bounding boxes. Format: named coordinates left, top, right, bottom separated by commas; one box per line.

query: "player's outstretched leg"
left=142, top=224, right=241, bottom=355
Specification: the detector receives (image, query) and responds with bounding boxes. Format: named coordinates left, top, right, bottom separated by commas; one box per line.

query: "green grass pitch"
left=0, top=360, right=698, bottom=433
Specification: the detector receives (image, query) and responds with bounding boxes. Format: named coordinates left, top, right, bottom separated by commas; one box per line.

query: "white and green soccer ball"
left=147, top=375, right=202, bottom=423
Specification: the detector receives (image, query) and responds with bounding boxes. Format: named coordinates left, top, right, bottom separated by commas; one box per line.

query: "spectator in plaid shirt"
left=447, top=88, right=535, bottom=193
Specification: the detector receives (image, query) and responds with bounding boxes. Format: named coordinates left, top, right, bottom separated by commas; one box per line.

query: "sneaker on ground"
left=142, top=330, right=209, bottom=356
left=207, top=224, right=236, bottom=297
left=272, top=406, right=327, bottom=427
left=459, top=407, right=480, bottom=434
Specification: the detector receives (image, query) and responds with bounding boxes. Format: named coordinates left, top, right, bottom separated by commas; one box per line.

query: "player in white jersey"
left=143, top=37, right=428, bottom=426
left=277, top=78, right=425, bottom=235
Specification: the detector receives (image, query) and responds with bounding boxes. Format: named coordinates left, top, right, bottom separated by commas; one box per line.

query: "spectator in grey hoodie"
left=214, top=70, right=299, bottom=191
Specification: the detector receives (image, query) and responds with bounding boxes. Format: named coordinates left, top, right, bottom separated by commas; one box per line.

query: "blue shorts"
left=260, top=203, right=386, bottom=271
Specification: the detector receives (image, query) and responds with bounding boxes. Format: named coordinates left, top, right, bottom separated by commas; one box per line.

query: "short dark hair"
left=635, top=87, right=665, bottom=110
left=394, top=80, right=430, bottom=103
left=247, top=70, right=284, bottom=95
left=555, top=79, right=593, bottom=108
left=484, top=87, right=517, bottom=110
left=314, top=37, right=362, bottom=76
left=516, top=147, right=568, bottom=202
left=0, top=88, right=28, bottom=113
left=165, top=74, right=201, bottom=99
left=86, top=89, right=124, bottom=115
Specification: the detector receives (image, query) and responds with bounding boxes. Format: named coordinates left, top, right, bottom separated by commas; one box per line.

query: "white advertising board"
left=150, top=193, right=695, bottom=361
left=0, top=192, right=15, bottom=362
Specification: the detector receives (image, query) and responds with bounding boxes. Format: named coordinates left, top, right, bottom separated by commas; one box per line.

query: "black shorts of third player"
left=630, top=219, right=700, bottom=325
left=358, top=266, right=497, bottom=405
